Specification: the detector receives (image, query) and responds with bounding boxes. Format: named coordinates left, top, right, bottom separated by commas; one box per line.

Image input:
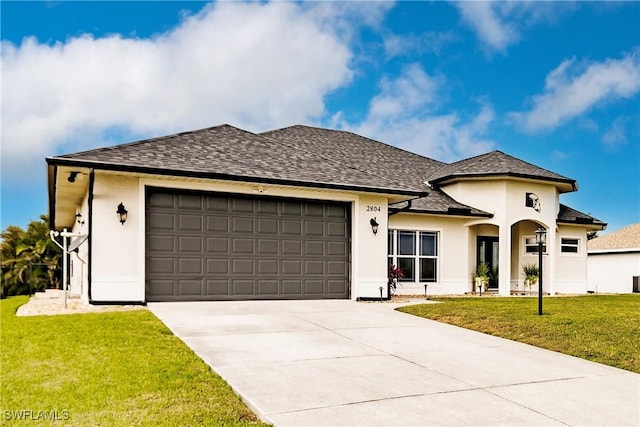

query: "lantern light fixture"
left=370, top=217, right=379, bottom=235
left=116, top=202, right=128, bottom=225
left=535, top=227, right=547, bottom=315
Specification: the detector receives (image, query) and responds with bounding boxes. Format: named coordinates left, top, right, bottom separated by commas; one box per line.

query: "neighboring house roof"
left=588, top=223, right=640, bottom=252
left=557, top=204, right=607, bottom=227
left=427, top=150, right=578, bottom=193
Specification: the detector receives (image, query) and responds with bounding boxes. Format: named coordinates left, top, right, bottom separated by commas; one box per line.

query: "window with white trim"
left=561, top=237, right=580, bottom=254
left=388, top=230, right=438, bottom=282
left=524, top=236, right=546, bottom=254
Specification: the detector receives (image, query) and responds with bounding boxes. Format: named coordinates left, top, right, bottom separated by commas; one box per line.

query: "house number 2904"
left=366, top=206, right=381, bottom=212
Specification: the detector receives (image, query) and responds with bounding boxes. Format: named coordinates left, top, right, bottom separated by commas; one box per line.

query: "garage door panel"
left=179, top=236, right=202, bottom=252
left=206, top=196, right=229, bottom=211
left=327, top=241, right=347, bottom=256
left=179, top=214, right=202, bottom=231
left=178, top=194, right=202, bottom=210
left=232, top=259, right=255, bottom=274
left=149, top=257, right=174, bottom=273
left=179, top=258, right=202, bottom=274
left=282, top=280, right=302, bottom=295
left=232, top=280, right=254, bottom=295
left=305, top=241, right=324, bottom=255
left=207, top=259, right=228, bottom=274
left=257, top=218, right=278, bottom=234
left=282, top=240, right=302, bottom=255
left=206, top=237, right=228, bottom=253
left=150, top=235, right=174, bottom=252
left=179, top=280, right=202, bottom=296
left=147, top=279, right=174, bottom=297
left=206, top=216, right=229, bottom=232
left=282, top=201, right=302, bottom=215
left=149, top=192, right=175, bottom=208
left=207, top=279, right=228, bottom=296
left=257, top=239, right=278, bottom=254
left=282, top=219, right=302, bottom=235
left=257, top=280, right=278, bottom=295
left=146, top=189, right=350, bottom=301
left=149, top=213, right=174, bottom=230
left=232, top=217, right=254, bottom=233
left=232, top=198, right=254, bottom=213
left=258, top=259, right=278, bottom=274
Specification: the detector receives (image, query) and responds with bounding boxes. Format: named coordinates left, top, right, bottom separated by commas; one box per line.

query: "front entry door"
left=477, top=236, right=499, bottom=289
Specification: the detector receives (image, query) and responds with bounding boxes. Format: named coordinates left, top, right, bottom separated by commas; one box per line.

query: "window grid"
left=388, top=230, right=438, bottom=283
left=524, top=236, right=546, bottom=254
left=561, top=237, right=580, bottom=254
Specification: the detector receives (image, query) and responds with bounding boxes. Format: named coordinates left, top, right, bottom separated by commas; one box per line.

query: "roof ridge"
left=263, top=124, right=446, bottom=166
left=50, top=124, right=244, bottom=160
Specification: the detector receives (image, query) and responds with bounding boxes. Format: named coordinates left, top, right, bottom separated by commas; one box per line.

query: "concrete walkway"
left=149, top=300, right=639, bottom=426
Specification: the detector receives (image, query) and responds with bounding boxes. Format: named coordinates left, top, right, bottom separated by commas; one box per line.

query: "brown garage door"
left=145, top=188, right=350, bottom=301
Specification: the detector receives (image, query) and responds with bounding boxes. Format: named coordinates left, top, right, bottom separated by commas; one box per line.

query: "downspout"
left=87, top=169, right=95, bottom=302
left=48, top=165, right=58, bottom=229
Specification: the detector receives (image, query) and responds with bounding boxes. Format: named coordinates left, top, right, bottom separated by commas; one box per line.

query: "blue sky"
left=1, top=1, right=639, bottom=234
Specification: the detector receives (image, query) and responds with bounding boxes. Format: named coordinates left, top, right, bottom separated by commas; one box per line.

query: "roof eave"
left=46, top=157, right=428, bottom=198
left=431, top=172, right=578, bottom=193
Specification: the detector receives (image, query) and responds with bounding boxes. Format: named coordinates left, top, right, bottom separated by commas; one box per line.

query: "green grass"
left=1, top=296, right=269, bottom=426
left=398, top=295, right=640, bottom=374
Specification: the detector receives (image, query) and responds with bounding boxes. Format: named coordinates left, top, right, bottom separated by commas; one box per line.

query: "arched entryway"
left=510, top=219, right=548, bottom=294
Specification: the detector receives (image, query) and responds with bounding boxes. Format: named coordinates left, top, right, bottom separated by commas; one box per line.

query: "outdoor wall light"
left=68, top=171, right=79, bottom=183
left=76, top=213, right=85, bottom=225
left=370, top=217, right=379, bottom=235
left=116, top=202, right=128, bottom=225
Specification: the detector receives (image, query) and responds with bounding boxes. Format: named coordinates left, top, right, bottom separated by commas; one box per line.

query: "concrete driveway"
left=149, top=300, right=639, bottom=426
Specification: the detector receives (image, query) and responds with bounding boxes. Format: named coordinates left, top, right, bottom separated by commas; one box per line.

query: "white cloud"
left=512, top=52, right=640, bottom=131
left=456, top=1, right=518, bottom=53
left=455, top=1, right=573, bottom=53
left=602, top=116, right=630, bottom=147
left=1, top=1, right=360, bottom=181
left=383, top=31, right=457, bottom=58
left=343, top=64, right=495, bottom=161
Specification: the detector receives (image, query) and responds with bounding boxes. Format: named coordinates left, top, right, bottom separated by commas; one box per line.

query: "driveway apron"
left=148, top=300, right=639, bottom=426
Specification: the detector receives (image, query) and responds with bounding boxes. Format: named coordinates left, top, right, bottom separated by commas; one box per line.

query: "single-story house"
left=46, top=124, right=606, bottom=303
left=587, top=223, right=640, bottom=293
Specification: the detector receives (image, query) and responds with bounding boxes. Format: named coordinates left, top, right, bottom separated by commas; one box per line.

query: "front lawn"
left=1, top=296, right=269, bottom=426
left=398, top=294, right=640, bottom=374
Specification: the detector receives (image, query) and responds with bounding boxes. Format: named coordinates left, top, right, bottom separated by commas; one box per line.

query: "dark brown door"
left=145, top=188, right=350, bottom=301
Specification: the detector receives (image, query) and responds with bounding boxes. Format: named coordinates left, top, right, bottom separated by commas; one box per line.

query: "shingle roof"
left=49, top=124, right=428, bottom=196
left=557, top=204, right=606, bottom=227
left=262, top=125, right=444, bottom=193
left=48, top=124, right=601, bottom=223
left=588, top=223, right=640, bottom=251
left=389, top=190, right=491, bottom=217
left=427, top=150, right=577, bottom=193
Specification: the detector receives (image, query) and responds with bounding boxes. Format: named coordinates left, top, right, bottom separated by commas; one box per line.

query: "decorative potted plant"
left=522, top=263, right=539, bottom=290
left=388, top=264, right=404, bottom=297
left=474, top=263, right=490, bottom=292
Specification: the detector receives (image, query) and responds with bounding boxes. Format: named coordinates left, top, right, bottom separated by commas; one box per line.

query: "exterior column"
left=546, top=227, right=556, bottom=295
left=498, top=224, right=511, bottom=296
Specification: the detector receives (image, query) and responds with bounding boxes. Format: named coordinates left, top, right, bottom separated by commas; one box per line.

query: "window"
left=524, top=236, right=546, bottom=254
left=388, top=230, right=438, bottom=282
left=561, top=238, right=580, bottom=254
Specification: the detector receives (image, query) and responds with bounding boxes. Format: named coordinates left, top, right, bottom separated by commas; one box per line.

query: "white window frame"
left=388, top=230, right=439, bottom=283
left=560, top=237, right=581, bottom=255
left=523, top=235, right=546, bottom=255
